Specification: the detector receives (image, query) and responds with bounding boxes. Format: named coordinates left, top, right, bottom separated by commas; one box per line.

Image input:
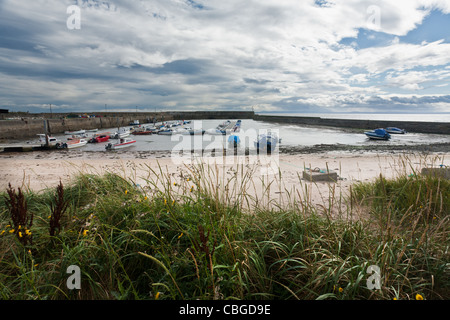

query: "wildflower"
left=125, top=190, right=128, bottom=195
left=173, top=182, right=177, bottom=186
left=164, top=198, right=167, bottom=205
left=28, top=250, right=32, bottom=254
left=178, top=233, right=184, bottom=239
left=187, top=178, right=190, bottom=182
left=393, top=297, right=397, bottom=300
left=155, top=292, right=160, bottom=300
left=339, top=287, right=343, bottom=293
left=9, top=229, right=15, bottom=233
left=415, top=294, right=424, bottom=300
left=1, top=230, right=5, bottom=236
left=82, top=229, right=89, bottom=236
left=25, top=229, right=31, bottom=235
left=144, top=196, right=148, bottom=200
left=190, top=186, right=194, bottom=192
left=18, top=232, right=23, bottom=238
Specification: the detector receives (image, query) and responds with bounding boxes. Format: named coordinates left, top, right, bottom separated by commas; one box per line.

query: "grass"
left=0, top=155, right=448, bottom=300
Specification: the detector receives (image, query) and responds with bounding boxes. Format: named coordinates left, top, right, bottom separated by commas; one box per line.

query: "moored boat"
left=364, top=128, right=391, bottom=140
left=385, top=127, right=406, bottom=134
left=37, top=134, right=59, bottom=146
left=228, top=135, right=241, bottom=148
left=254, top=131, right=279, bottom=153
left=64, top=130, right=86, bottom=135
left=181, top=128, right=205, bottom=135
left=105, top=138, right=136, bottom=150
left=111, top=128, right=130, bottom=139
left=56, top=138, right=88, bottom=149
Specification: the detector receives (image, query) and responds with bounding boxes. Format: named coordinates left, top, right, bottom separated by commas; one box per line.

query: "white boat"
left=205, top=128, right=226, bottom=135
left=181, top=128, right=205, bottom=135
left=64, top=129, right=86, bottom=135
left=37, top=134, right=59, bottom=146
left=385, top=127, right=406, bottom=134
left=56, top=138, right=88, bottom=149
left=111, top=128, right=130, bottom=139
left=105, top=138, right=136, bottom=150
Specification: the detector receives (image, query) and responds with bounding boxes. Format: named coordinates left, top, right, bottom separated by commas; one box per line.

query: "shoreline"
left=1, top=146, right=448, bottom=217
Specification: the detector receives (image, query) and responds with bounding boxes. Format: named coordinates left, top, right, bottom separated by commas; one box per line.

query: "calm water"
left=260, top=113, right=450, bottom=123
left=47, top=118, right=449, bottom=153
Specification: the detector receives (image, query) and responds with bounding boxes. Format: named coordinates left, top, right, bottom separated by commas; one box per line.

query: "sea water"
left=48, top=118, right=449, bottom=153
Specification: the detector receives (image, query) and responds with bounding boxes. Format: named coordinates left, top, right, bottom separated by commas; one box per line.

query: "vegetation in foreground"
left=0, top=157, right=448, bottom=300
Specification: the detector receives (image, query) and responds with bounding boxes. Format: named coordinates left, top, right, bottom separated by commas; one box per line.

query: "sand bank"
left=1, top=150, right=448, bottom=216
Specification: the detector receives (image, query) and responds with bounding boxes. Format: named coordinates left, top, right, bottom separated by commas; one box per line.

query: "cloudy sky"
left=1, top=0, right=450, bottom=114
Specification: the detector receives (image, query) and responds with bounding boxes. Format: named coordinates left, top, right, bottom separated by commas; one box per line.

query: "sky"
left=0, top=0, right=450, bottom=114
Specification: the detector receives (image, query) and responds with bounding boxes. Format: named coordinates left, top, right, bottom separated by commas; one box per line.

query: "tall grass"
left=0, top=154, right=448, bottom=300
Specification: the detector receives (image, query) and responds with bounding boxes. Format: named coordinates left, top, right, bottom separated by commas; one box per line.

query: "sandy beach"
left=1, top=149, right=448, bottom=217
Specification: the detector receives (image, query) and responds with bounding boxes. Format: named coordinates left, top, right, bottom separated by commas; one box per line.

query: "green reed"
left=0, top=154, right=448, bottom=300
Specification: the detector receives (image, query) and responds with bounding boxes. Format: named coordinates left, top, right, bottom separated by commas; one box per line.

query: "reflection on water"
left=49, top=119, right=449, bottom=153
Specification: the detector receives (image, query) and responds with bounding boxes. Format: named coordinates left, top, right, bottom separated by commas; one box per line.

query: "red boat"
left=94, top=135, right=110, bottom=143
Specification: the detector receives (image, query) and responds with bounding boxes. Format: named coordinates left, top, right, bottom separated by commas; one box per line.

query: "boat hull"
left=105, top=139, right=136, bottom=150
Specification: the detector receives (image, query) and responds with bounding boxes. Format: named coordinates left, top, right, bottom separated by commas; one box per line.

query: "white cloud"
left=0, top=0, right=449, bottom=112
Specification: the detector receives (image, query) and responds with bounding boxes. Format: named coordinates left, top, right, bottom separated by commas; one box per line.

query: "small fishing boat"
left=181, top=128, right=205, bottom=135
left=105, top=138, right=136, bottom=150
left=158, top=128, right=176, bottom=135
left=385, top=127, right=406, bottom=134
left=132, top=127, right=153, bottom=135
left=205, top=128, right=226, bottom=135
left=364, top=128, right=391, bottom=140
left=93, top=134, right=110, bottom=143
left=254, top=131, right=279, bottom=153
left=64, top=130, right=86, bottom=135
left=228, top=135, right=241, bottom=148
left=111, top=128, right=130, bottom=139
left=56, top=138, right=88, bottom=149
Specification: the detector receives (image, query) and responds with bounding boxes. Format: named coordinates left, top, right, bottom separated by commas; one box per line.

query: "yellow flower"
left=9, top=229, right=15, bottom=233
left=190, top=186, right=194, bottom=192
left=25, top=229, right=31, bottom=235
left=187, top=178, right=190, bottom=182
left=155, top=292, right=160, bottom=300
left=164, top=198, right=167, bottom=205
left=393, top=297, right=397, bottom=300
left=82, top=229, right=89, bottom=236
left=339, top=287, right=343, bottom=293
left=0, top=230, right=5, bottom=236
left=125, top=190, right=128, bottom=195
left=178, top=233, right=184, bottom=239
left=416, top=294, right=424, bottom=300
left=18, top=231, right=23, bottom=238
left=144, top=196, right=148, bottom=200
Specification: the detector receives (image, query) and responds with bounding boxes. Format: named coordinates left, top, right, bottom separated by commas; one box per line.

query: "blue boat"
left=364, top=128, right=391, bottom=140
left=228, top=135, right=241, bottom=148
left=385, top=127, right=406, bottom=134
left=255, top=131, right=279, bottom=153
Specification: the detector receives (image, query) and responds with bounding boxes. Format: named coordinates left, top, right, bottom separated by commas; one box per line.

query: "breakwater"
left=0, top=111, right=254, bottom=140
left=253, top=114, right=450, bottom=135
